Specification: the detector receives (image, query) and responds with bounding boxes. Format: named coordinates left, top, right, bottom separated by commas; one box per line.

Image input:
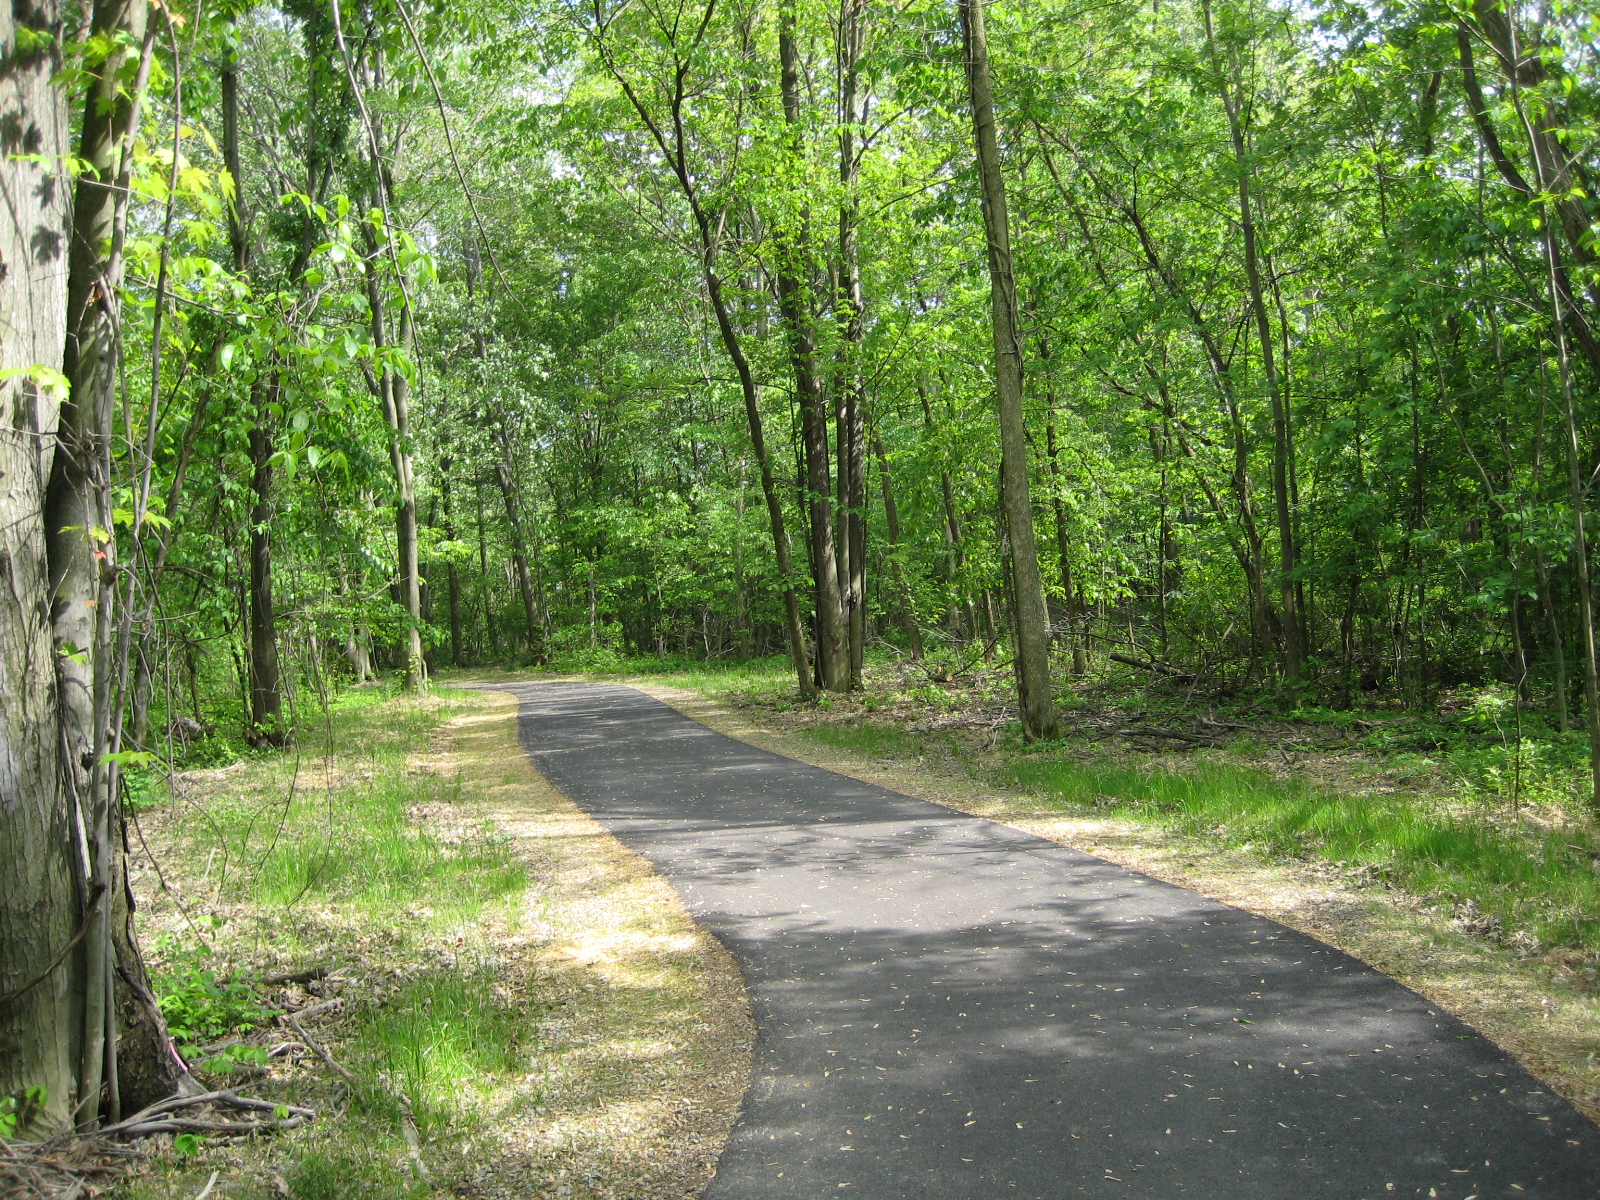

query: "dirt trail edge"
left=505, top=680, right=1600, bottom=1200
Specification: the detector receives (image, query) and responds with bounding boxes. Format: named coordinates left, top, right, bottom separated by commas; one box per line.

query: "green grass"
left=1005, top=754, right=1600, bottom=953
left=174, top=689, right=525, bottom=918
left=536, top=649, right=797, bottom=695
left=805, top=720, right=927, bottom=759
left=352, top=966, right=527, bottom=1136
left=129, top=686, right=535, bottom=1200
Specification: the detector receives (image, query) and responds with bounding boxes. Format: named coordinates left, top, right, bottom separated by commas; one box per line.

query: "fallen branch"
left=398, top=1096, right=431, bottom=1184
left=1119, top=726, right=1213, bottom=745
left=286, top=1002, right=354, bottom=1083
left=258, top=966, right=332, bottom=988
left=1109, top=652, right=1194, bottom=679
left=100, top=1090, right=314, bottom=1138
left=113, top=1114, right=312, bottom=1138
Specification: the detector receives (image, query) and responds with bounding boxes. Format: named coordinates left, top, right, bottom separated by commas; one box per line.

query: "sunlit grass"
left=1005, top=755, right=1600, bottom=952
left=353, top=967, right=527, bottom=1136
left=177, top=689, right=524, bottom=920
left=132, top=687, right=534, bottom=1200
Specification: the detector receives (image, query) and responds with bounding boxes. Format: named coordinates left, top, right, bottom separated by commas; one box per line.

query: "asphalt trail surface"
left=508, top=681, right=1600, bottom=1199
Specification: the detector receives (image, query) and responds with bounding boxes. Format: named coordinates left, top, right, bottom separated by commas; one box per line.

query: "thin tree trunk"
left=837, top=0, right=869, bottom=687
left=958, top=0, right=1057, bottom=738
left=495, top=460, right=545, bottom=663
left=476, top=478, right=500, bottom=661
left=1203, top=0, right=1301, bottom=683
left=776, top=0, right=847, bottom=691
left=246, top=413, right=284, bottom=743
left=1547, top=215, right=1600, bottom=807
left=362, top=236, right=426, bottom=690
left=593, top=7, right=814, bottom=697
left=871, top=431, right=924, bottom=659
left=438, top=459, right=466, bottom=667
left=1044, top=402, right=1084, bottom=675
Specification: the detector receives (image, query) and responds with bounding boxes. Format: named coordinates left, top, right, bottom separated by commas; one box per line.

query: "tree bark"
left=592, top=7, right=815, bottom=696
left=836, top=0, right=869, bottom=688
left=361, top=231, right=426, bottom=691
left=0, top=0, right=78, bottom=1134
left=246, top=412, right=284, bottom=744
left=958, top=0, right=1056, bottom=739
left=871, top=432, right=923, bottom=659
left=49, top=0, right=181, bottom=1127
left=775, top=0, right=847, bottom=691
left=1203, top=0, right=1302, bottom=684
left=440, top=462, right=466, bottom=667
left=495, top=459, right=546, bottom=663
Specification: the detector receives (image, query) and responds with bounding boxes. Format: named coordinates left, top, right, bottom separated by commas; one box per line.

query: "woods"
left=5, top=0, right=1600, bottom=1146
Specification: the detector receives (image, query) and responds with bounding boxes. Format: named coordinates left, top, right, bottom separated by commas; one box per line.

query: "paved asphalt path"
left=507, top=681, right=1600, bottom=1199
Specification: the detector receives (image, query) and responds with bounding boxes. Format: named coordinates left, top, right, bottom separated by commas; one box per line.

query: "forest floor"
left=118, top=687, right=751, bottom=1200
left=504, top=653, right=1600, bottom=1128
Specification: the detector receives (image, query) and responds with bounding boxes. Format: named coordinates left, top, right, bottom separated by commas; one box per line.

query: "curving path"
left=507, top=681, right=1600, bottom=1199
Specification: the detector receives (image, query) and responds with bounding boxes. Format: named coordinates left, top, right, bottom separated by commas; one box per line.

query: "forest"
left=4, top=0, right=1600, bottom=1174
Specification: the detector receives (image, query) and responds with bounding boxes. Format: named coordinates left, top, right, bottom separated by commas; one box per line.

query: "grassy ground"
left=121, top=684, right=750, bottom=1200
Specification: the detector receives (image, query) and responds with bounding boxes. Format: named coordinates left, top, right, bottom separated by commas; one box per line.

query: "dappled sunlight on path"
left=508, top=681, right=1600, bottom=1200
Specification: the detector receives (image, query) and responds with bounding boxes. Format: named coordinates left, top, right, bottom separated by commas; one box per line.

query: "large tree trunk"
left=47, top=0, right=182, bottom=1128
left=0, top=0, right=78, bottom=1135
left=958, top=0, right=1057, bottom=739
left=775, top=0, right=847, bottom=692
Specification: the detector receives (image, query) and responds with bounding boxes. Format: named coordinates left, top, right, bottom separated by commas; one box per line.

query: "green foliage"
left=288, top=1150, right=418, bottom=1200
left=152, top=935, right=275, bottom=1047
left=0, top=1087, right=47, bottom=1138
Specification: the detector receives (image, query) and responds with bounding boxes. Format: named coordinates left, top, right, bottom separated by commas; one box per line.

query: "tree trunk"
left=476, top=478, right=500, bottom=661
left=441, top=468, right=466, bottom=668
left=958, top=0, right=1057, bottom=739
left=1044, top=401, right=1085, bottom=675
left=837, top=0, right=869, bottom=687
left=872, top=432, right=923, bottom=659
left=362, top=234, right=426, bottom=691
left=776, top=0, right=847, bottom=692
left=1203, top=0, right=1302, bottom=684
left=246, top=414, right=285, bottom=744
left=0, top=0, right=79, bottom=1134
left=495, top=460, right=545, bottom=663
left=47, top=0, right=181, bottom=1127
left=227, top=38, right=286, bottom=744
left=594, top=9, right=814, bottom=697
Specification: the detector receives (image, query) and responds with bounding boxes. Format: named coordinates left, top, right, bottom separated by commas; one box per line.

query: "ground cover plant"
left=114, top=685, right=749, bottom=1200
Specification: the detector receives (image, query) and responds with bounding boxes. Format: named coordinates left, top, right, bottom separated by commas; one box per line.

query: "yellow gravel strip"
left=448, top=687, right=754, bottom=1200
